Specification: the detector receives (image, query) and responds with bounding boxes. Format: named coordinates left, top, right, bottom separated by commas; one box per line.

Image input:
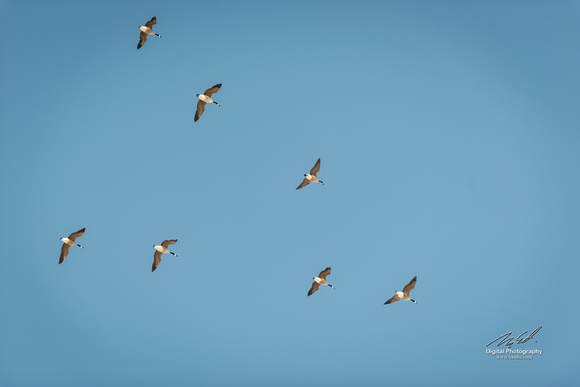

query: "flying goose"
left=308, top=267, right=335, bottom=296
left=137, top=16, right=162, bottom=49
left=195, top=84, right=222, bottom=122
left=59, top=228, right=85, bottom=264
left=296, top=158, right=324, bottom=190
left=152, top=239, right=178, bottom=272
left=384, top=276, right=418, bottom=305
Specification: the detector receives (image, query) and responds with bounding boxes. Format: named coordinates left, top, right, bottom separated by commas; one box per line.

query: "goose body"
left=384, top=276, right=418, bottom=305
left=138, top=16, right=162, bottom=49
left=152, top=239, right=178, bottom=272
left=197, top=94, right=216, bottom=104
left=195, top=84, right=222, bottom=122
left=308, top=267, right=335, bottom=296
left=59, top=228, right=85, bottom=264
left=296, top=158, right=324, bottom=189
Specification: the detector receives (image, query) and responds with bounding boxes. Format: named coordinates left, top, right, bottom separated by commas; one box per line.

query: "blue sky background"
left=1, top=1, right=579, bottom=385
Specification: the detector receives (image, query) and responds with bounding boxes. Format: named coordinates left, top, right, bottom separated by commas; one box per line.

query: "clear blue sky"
left=1, top=1, right=579, bottom=386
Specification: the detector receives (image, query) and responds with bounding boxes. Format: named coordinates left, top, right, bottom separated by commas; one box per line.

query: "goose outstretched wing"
left=296, top=177, right=310, bottom=190
left=68, top=228, right=85, bottom=241
left=384, top=294, right=401, bottom=305
left=310, top=158, right=321, bottom=176
left=59, top=244, right=71, bottom=264
left=152, top=251, right=162, bottom=272
left=318, top=267, right=331, bottom=279
left=204, top=84, right=222, bottom=97
left=308, top=281, right=320, bottom=296
left=144, top=16, right=157, bottom=29
left=161, top=239, right=177, bottom=248
left=402, top=276, right=417, bottom=295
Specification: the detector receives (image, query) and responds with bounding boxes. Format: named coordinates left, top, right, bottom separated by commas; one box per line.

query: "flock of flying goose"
left=57, top=16, right=419, bottom=306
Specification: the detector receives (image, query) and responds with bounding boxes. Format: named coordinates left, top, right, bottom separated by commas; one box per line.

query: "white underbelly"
left=140, top=26, right=154, bottom=35
left=61, top=238, right=75, bottom=246
left=198, top=95, right=213, bottom=103
left=154, top=245, right=169, bottom=253
left=306, top=174, right=318, bottom=183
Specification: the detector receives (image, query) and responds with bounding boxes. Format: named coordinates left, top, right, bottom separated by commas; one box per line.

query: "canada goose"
left=296, top=158, right=324, bottom=189
left=152, top=239, right=178, bottom=272
left=59, top=228, right=85, bottom=264
left=137, top=16, right=162, bottom=49
left=308, top=267, right=335, bottom=296
left=384, top=276, right=418, bottom=305
left=195, top=84, right=222, bottom=122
